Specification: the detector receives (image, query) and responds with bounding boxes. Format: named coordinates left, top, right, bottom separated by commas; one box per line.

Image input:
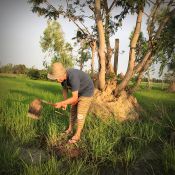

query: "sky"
left=0, top=0, right=161, bottom=78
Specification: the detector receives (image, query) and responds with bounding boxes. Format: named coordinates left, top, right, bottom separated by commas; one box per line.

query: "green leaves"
left=40, top=20, right=73, bottom=68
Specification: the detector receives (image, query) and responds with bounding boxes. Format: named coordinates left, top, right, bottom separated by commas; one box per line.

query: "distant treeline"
left=0, top=63, right=168, bottom=83
left=0, top=63, right=47, bottom=80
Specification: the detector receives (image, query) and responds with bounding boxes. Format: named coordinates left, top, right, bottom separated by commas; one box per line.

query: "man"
left=47, top=62, right=94, bottom=144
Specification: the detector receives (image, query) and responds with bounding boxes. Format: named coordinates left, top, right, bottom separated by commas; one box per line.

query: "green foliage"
left=40, top=20, right=73, bottom=68
left=0, top=63, right=13, bottom=73
left=75, top=42, right=91, bottom=70
left=27, top=68, right=40, bottom=80
left=155, top=13, right=175, bottom=76
left=12, top=64, right=27, bottom=74
left=0, top=64, right=27, bottom=74
left=27, top=68, right=48, bottom=80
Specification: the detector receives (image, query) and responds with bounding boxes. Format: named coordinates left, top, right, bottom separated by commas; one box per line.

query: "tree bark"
left=114, top=10, right=143, bottom=96
left=95, top=0, right=106, bottom=90
left=131, top=56, right=152, bottom=93
left=131, top=71, right=144, bottom=93
left=114, top=39, right=119, bottom=75
left=104, top=0, right=114, bottom=75
left=90, top=40, right=96, bottom=76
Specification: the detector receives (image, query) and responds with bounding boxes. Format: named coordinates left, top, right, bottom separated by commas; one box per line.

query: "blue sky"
left=0, top=0, right=161, bottom=78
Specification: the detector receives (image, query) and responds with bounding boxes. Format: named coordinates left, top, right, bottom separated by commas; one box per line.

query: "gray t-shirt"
left=61, top=68, right=94, bottom=97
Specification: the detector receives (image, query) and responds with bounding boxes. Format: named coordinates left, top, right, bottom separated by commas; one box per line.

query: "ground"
left=0, top=74, right=175, bottom=175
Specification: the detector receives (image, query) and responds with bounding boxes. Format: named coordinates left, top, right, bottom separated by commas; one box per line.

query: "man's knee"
left=77, top=114, right=85, bottom=120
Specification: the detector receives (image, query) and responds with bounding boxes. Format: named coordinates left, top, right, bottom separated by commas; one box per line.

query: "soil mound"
left=90, top=81, right=141, bottom=121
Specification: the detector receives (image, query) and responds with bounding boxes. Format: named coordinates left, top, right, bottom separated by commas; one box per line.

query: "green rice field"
left=0, top=74, right=175, bottom=175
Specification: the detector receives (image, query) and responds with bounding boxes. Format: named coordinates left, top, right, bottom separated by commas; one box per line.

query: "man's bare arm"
left=62, top=88, right=68, bottom=100
left=61, top=91, right=78, bottom=106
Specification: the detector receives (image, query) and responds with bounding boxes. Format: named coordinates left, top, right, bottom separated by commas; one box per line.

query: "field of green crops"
left=0, top=74, right=175, bottom=175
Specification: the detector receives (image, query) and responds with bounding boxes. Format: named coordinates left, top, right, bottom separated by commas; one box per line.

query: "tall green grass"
left=0, top=75, right=175, bottom=174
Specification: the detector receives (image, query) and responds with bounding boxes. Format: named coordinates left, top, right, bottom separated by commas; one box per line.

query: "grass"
left=0, top=74, right=175, bottom=175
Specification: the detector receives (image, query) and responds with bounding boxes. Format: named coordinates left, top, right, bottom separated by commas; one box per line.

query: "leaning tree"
left=29, top=0, right=175, bottom=120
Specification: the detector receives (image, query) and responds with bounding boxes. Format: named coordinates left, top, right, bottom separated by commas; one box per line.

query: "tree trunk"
left=104, top=0, right=114, bottom=75
left=90, top=40, right=96, bottom=76
left=114, top=10, right=143, bottom=96
left=131, top=56, right=153, bottom=93
left=80, top=61, right=83, bottom=70
left=114, top=39, right=119, bottom=75
left=147, top=70, right=151, bottom=89
left=95, top=0, right=106, bottom=90
left=130, top=72, right=144, bottom=93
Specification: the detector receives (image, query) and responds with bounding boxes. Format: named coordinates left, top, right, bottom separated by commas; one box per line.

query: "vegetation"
left=0, top=75, right=175, bottom=174
left=0, top=64, right=27, bottom=74
left=40, top=20, right=73, bottom=69
left=0, top=64, right=48, bottom=80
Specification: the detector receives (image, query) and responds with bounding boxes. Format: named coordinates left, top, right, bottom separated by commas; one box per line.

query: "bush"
left=27, top=68, right=40, bottom=80
left=27, top=68, right=48, bottom=80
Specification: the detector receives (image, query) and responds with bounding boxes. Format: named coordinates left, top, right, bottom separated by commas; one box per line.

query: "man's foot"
left=64, top=128, right=73, bottom=135
left=68, top=135, right=80, bottom=144
left=60, top=129, right=73, bottom=138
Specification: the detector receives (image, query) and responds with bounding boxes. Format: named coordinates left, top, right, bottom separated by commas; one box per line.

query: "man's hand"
left=54, top=102, right=63, bottom=109
left=54, top=102, right=67, bottom=110
left=62, top=104, right=67, bottom=110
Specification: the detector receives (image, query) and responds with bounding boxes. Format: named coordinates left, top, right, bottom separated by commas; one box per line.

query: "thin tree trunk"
left=114, top=39, right=119, bottom=75
left=131, top=72, right=144, bottom=93
left=161, top=79, right=164, bottom=90
left=131, top=56, right=152, bottom=93
left=90, top=40, right=96, bottom=76
left=114, top=9, right=143, bottom=96
left=95, top=0, right=106, bottom=90
left=104, top=0, right=114, bottom=75
left=80, top=61, right=83, bottom=70
left=147, top=71, right=151, bottom=89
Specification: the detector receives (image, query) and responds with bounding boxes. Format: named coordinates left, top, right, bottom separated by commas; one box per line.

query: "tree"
left=0, top=64, right=13, bottom=73
left=40, top=20, right=73, bottom=68
left=75, top=42, right=91, bottom=70
left=28, top=0, right=175, bottom=120
left=128, top=1, right=175, bottom=94
left=29, top=0, right=144, bottom=90
left=12, top=64, right=27, bottom=74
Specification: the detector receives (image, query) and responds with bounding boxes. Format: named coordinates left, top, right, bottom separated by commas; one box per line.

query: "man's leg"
left=65, top=104, right=77, bottom=134
left=69, top=96, right=93, bottom=143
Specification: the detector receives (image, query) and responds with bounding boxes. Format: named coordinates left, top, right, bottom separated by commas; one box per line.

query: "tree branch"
left=108, top=0, right=117, bottom=13
left=114, top=9, right=143, bottom=95
left=45, top=0, right=90, bottom=36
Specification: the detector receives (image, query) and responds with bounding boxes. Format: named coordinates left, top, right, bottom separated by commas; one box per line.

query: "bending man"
left=47, top=62, right=94, bottom=144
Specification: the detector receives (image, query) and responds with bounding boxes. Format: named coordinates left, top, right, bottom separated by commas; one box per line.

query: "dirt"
left=52, top=144, right=82, bottom=159
left=50, top=136, right=82, bottom=159
left=90, top=80, right=142, bottom=121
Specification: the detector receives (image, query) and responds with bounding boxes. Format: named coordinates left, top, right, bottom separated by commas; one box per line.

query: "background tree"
left=40, top=20, right=73, bottom=68
left=12, top=64, right=27, bottom=74
left=75, top=42, right=91, bottom=70
left=0, top=64, right=13, bottom=73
